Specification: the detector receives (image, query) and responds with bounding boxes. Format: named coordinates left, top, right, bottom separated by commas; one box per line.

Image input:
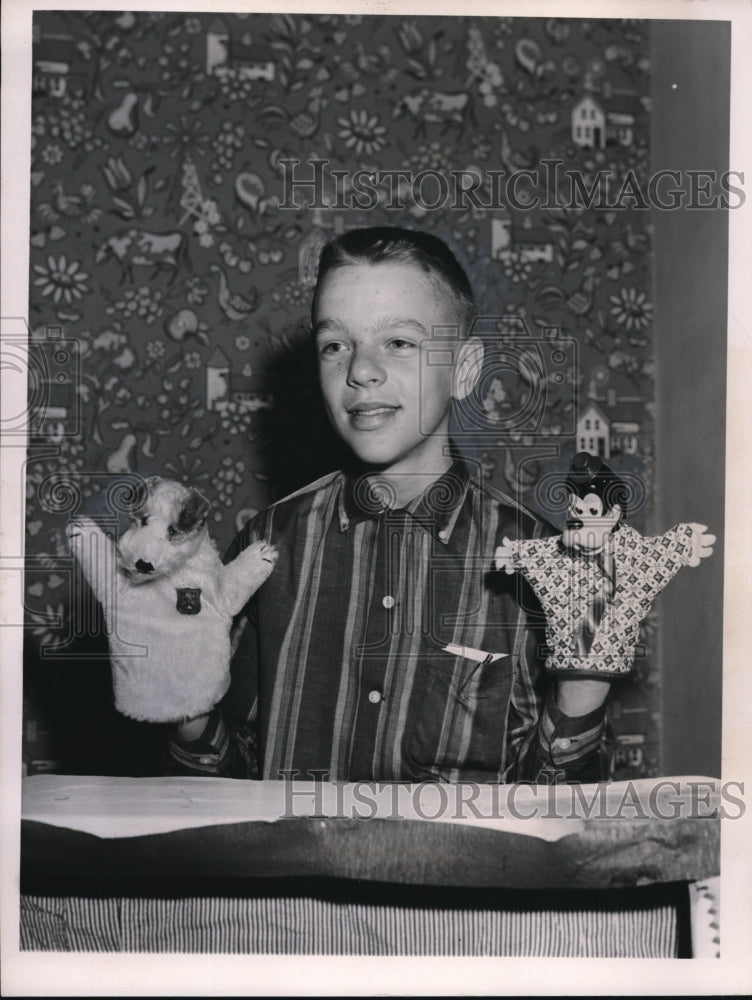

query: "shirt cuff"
left=540, top=695, right=607, bottom=768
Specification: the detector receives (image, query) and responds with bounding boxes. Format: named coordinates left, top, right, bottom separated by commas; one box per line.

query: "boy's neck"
left=363, top=454, right=455, bottom=509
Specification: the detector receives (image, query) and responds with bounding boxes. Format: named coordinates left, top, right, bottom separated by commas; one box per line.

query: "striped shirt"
left=222, top=461, right=597, bottom=782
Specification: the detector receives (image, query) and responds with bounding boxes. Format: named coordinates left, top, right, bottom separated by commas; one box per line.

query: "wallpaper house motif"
left=24, top=12, right=657, bottom=778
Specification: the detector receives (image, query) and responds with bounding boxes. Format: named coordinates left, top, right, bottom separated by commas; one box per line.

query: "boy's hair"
left=312, top=226, right=476, bottom=337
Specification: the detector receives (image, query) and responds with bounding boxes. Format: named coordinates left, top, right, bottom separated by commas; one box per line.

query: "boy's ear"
left=452, top=337, right=484, bottom=400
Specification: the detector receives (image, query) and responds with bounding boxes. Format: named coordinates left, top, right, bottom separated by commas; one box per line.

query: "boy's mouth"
left=347, top=403, right=400, bottom=430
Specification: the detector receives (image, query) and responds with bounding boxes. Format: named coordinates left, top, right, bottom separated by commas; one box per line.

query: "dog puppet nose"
left=135, top=559, right=155, bottom=574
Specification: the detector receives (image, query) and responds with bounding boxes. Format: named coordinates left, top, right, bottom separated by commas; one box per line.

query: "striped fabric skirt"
left=20, top=889, right=681, bottom=956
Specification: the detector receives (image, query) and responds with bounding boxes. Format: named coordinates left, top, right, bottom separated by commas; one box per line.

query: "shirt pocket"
left=402, top=645, right=515, bottom=778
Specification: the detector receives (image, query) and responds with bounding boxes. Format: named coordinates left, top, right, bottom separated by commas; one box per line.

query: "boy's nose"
left=347, top=349, right=385, bottom=387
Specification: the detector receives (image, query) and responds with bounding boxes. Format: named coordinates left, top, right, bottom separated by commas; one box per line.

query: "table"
left=20, top=775, right=721, bottom=957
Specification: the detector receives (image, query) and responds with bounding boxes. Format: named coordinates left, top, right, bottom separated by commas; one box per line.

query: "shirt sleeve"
left=501, top=527, right=557, bottom=780
left=514, top=691, right=611, bottom=783
left=504, top=583, right=548, bottom=780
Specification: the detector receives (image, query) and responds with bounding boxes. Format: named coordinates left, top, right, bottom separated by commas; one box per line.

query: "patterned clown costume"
left=508, top=523, right=697, bottom=677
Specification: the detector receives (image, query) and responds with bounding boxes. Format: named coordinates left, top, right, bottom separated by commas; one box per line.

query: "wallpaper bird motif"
left=24, top=12, right=658, bottom=778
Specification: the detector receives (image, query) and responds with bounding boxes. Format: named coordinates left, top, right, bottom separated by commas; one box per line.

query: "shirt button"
left=199, top=755, right=215, bottom=765
left=438, top=529, right=449, bottom=542
left=555, top=738, right=572, bottom=751
left=368, top=689, right=382, bottom=705
left=382, top=595, right=395, bottom=609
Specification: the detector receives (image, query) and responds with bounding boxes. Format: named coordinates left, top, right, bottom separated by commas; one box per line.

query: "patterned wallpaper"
left=24, top=12, right=658, bottom=778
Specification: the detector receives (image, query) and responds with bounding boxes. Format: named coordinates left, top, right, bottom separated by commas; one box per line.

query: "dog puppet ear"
left=144, top=475, right=163, bottom=494
left=176, top=488, right=213, bottom=533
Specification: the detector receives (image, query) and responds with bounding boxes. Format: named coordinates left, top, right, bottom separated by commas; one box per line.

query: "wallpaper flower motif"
left=24, top=12, right=657, bottom=778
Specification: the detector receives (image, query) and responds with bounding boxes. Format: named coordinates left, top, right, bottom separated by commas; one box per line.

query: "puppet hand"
left=65, top=515, right=111, bottom=552
left=494, top=537, right=519, bottom=575
left=221, top=539, right=279, bottom=615
left=65, top=516, right=116, bottom=603
left=65, top=514, right=97, bottom=542
left=688, top=523, right=716, bottom=567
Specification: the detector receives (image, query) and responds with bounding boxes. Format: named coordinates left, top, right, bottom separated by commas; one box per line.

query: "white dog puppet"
left=66, top=476, right=277, bottom=724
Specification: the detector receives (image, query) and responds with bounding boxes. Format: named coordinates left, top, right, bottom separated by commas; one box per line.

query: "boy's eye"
left=319, top=341, right=348, bottom=358
left=388, top=338, right=417, bottom=352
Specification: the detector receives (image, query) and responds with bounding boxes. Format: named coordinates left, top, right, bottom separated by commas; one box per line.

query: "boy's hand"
left=494, top=536, right=519, bottom=575
left=688, top=523, right=716, bottom=567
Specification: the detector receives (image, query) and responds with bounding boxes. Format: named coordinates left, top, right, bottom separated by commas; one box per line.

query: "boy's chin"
left=336, top=423, right=450, bottom=476
left=347, top=447, right=405, bottom=471
left=337, top=432, right=407, bottom=470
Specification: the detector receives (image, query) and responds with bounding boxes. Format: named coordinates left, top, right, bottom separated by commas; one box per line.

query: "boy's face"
left=313, top=261, right=471, bottom=475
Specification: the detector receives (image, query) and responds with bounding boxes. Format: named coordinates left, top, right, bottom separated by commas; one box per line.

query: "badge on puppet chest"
left=176, top=587, right=202, bottom=615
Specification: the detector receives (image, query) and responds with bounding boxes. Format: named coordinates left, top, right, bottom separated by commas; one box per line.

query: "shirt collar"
left=337, top=459, right=471, bottom=545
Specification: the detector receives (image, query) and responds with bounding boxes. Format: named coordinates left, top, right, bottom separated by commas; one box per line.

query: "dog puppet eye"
left=139, top=515, right=149, bottom=527
left=167, top=524, right=177, bottom=538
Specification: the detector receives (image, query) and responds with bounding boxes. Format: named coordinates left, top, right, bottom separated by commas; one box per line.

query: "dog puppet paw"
left=222, top=540, right=279, bottom=612
left=241, top=540, right=278, bottom=585
left=65, top=515, right=101, bottom=545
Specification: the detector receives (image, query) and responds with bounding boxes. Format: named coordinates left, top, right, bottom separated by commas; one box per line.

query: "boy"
left=168, top=227, right=610, bottom=782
